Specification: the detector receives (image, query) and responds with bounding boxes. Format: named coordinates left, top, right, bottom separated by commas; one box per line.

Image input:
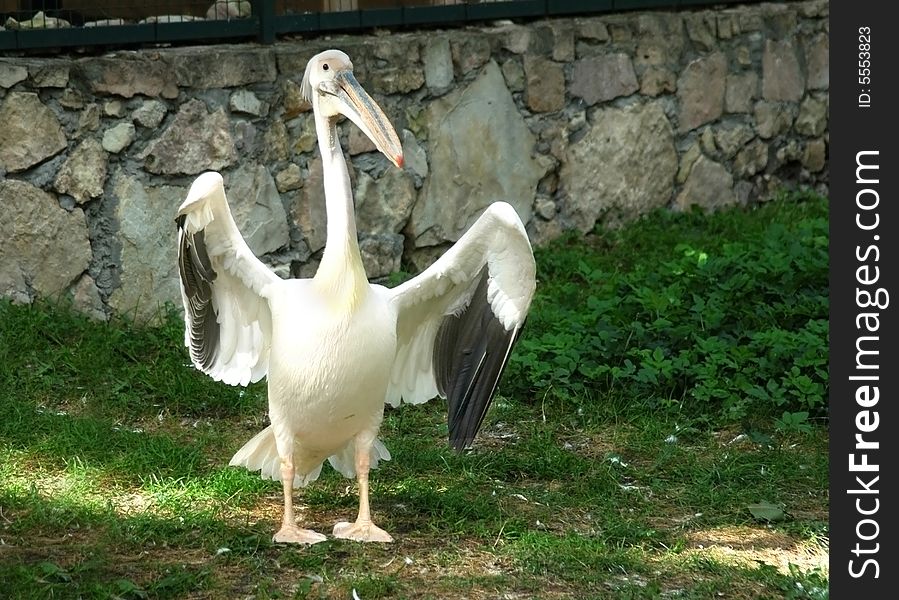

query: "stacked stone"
left=0, top=0, right=828, bottom=322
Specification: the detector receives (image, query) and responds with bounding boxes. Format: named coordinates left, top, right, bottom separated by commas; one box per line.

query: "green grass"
left=0, top=193, right=829, bottom=599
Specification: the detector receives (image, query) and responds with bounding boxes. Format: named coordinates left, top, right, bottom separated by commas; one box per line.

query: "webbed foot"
left=273, top=525, right=328, bottom=545
left=332, top=520, right=393, bottom=543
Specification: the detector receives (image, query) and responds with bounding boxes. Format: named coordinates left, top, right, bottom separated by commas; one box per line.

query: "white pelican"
left=176, top=50, right=536, bottom=544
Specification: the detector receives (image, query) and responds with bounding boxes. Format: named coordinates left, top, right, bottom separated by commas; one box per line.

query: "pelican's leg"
left=271, top=456, right=326, bottom=544
left=333, top=433, right=393, bottom=543
left=271, top=425, right=326, bottom=544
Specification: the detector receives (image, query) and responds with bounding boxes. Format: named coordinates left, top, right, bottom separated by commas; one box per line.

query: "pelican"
left=176, top=50, right=535, bottom=544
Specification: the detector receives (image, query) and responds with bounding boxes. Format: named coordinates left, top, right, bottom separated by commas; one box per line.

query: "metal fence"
left=1, top=0, right=746, bottom=52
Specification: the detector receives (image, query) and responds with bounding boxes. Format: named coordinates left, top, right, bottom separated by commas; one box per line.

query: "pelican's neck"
left=312, top=109, right=368, bottom=308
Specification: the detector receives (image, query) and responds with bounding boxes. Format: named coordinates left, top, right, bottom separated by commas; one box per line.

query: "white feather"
left=385, top=202, right=535, bottom=407
left=177, top=173, right=280, bottom=385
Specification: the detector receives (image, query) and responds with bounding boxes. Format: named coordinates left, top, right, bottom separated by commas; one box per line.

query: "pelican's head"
left=301, top=49, right=404, bottom=169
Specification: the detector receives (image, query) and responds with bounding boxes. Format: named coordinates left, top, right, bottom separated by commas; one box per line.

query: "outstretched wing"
left=176, top=172, right=281, bottom=387
left=385, top=202, right=536, bottom=450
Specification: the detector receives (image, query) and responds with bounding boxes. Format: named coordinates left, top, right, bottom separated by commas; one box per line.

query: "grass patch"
left=0, top=193, right=828, bottom=598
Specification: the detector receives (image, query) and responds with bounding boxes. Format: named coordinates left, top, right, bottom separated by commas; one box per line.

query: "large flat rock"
left=0, top=92, right=67, bottom=173
left=410, top=60, right=544, bottom=246
left=560, top=102, right=677, bottom=230
left=141, top=99, right=237, bottom=175
left=0, top=180, right=91, bottom=302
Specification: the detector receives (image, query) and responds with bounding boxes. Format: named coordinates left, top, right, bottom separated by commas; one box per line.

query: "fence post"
left=254, top=0, right=275, bottom=44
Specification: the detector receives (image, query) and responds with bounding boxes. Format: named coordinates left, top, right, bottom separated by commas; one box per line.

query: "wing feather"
left=434, top=270, right=524, bottom=449
left=385, top=202, right=536, bottom=449
left=177, top=222, right=219, bottom=371
left=176, top=172, right=281, bottom=386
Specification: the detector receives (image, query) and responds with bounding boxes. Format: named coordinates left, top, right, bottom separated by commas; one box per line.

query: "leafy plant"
left=506, top=191, right=828, bottom=430
left=775, top=410, right=813, bottom=434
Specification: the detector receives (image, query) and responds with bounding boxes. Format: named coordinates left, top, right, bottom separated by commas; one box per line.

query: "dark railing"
left=1, top=0, right=747, bottom=52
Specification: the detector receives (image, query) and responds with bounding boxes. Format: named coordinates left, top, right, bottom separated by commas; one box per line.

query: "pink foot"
left=273, top=525, right=327, bottom=545
left=333, top=520, right=393, bottom=543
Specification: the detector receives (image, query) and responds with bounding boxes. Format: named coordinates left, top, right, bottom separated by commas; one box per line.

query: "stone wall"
left=0, top=0, right=828, bottom=322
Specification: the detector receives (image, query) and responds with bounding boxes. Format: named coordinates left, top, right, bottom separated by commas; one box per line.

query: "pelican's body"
left=176, top=50, right=535, bottom=544
left=268, top=280, right=394, bottom=472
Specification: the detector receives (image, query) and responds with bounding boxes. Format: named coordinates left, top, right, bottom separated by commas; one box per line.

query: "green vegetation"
left=0, top=192, right=828, bottom=599
left=508, top=189, right=828, bottom=433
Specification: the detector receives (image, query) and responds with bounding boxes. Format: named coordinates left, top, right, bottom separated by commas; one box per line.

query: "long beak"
left=334, top=71, right=404, bottom=169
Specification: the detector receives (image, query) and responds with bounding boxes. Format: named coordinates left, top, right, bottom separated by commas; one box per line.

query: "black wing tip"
left=437, top=269, right=525, bottom=452
left=449, top=435, right=475, bottom=452
left=177, top=218, right=220, bottom=372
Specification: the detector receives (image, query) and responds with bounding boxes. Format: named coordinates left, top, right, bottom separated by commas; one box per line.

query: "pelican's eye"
left=322, top=63, right=330, bottom=71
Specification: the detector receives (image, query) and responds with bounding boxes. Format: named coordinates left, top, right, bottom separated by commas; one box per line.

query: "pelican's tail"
left=327, top=438, right=392, bottom=479
left=228, top=426, right=323, bottom=489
